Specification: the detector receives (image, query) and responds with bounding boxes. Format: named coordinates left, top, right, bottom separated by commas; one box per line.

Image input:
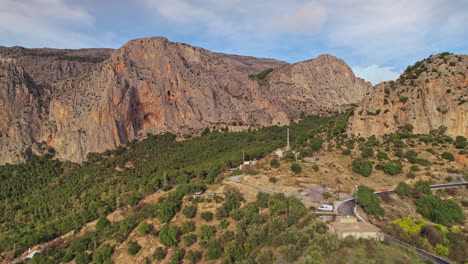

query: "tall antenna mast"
left=287, top=128, right=290, bottom=151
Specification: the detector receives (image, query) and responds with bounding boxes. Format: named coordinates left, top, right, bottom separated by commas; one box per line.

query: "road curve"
left=337, top=182, right=467, bottom=264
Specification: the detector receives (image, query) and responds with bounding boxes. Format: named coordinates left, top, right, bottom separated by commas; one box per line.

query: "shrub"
left=159, top=224, right=179, bottom=246
left=182, top=205, right=197, bottom=218
left=356, top=185, right=384, bottom=216
left=270, top=158, right=280, bottom=168
left=416, top=158, right=431, bottom=166
left=396, top=182, right=411, bottom=196
left=454, top=136, right=467, bottom=149
left=138, top=222, right=152, bottom=235
left=170, top=248, right=185, bottom=262
left=399, top=96, right=408, bottom=103
left=269, top=176, right=277, bottom=183
left=291, top=163, right=302, bottom=174
left=441, top=152, right=455, bottom=161
left=182, top=234, right=197, bottom=247
left=153, top=247, right=168, bottom=261
left=201, top=212, right=214, bottom=222
left=310, top=137, right=324, bottom=151
left=375, top=164, right=384, bottom=170
left=383, top=161, right=403, bottom=175
left=224, top=241, right=246, bottom=261
left=219, top=219, right=230, bottom=229
left=376, top=151, right=388, bottom=160
left=92, top=244, right=113, bottom=264
left=127, top=241, right=141, bottom=255
left=180, top=220, right=196, bottom=234
left=204, top=239, right=222, bottom=260
left=254, top=68, right=273, bottom=79
left=75, top=252, right=91, bottom=264
left=404, top=150, right=418, bottom=163
left=352, top=158, right=373, bottom=177
left=342, top=149, right=351, bottom=155
left=415, top=195, right=464, bottom=226
left=415, top=180, right=432, bottom=195
left=410, top=165, right=420, bottom=171
left=95, top=217, right=110, bottom=230
left=434, top=244, right=449, bottom=256
left=198, top=225, right=216, bottom=241
left=185, top=250, right=202, bottom=264
left=360, top=147, right=374, bottom=158
left=256, top=192, right=270, bottom=208
left=406, top=171, right=416, bottom=179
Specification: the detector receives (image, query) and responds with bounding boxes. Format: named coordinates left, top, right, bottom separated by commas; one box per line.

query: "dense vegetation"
left=0, top=114, right=339, bottom=254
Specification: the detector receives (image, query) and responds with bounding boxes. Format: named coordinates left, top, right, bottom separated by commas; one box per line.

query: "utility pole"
left=287, top=128, right=290, bottom=151
left=242, top=150, right=245, bottom=163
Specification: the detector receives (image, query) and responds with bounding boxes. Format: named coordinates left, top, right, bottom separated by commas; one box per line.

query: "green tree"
left=415, top=195, right=464, bottom=226
left=153, top=247, right=167, bottom=261
left=291, top=163, right=302, bottom=174
left=356, top=185, right=384, bottom=216
left=75, top=252, right=91, bottom=264
left=185, top=250, right=202, bottom=264
left=395, top=182, right=411, bottom=196
left=138, top=222, right=152, bottom=235
left=383, top=161, right=402, bottom=175
left=92, top=244, right=113, bottom=264
left=270, top=158, right=280, bottom=168
left=310, top=137, right=324, bottom=151
left=182, top=234, right=197, bottom=247
left=224, top=241, right=245, bottom=261
left=182, top=205, right=197, bottom=218
left=198, top=225, right=216, bottom=241
left=95, top=217, right=110, bottom=230
left=127, top=241, right=141, bottom=255
left=434, top=244, right=449, bottom=256
left=352, top=158, right=373, bottom=177
left=256, top=192, right=270, bottom=208
left=360, top=147, right=374, bottom=158
left=441, top=152, right=455, bottom=161
left=180, top=220, right=196, bottom=234
left=201, top=212, right=213, bottom=222
left=159, top=224, right=179, bottom=246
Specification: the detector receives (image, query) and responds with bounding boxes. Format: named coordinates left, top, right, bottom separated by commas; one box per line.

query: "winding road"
left=337, top=182, right=468, bottom=264
left=228, top=174, right=466, bottom=264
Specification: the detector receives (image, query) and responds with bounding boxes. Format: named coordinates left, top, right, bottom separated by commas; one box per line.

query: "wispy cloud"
left=352, top=65, right=400, bottom=85
left=0, top=0, right=115, bottom=48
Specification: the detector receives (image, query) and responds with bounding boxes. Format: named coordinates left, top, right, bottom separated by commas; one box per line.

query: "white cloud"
left=352, top=65, right=400, bottom=85
left=275, top=2, right=326, bottom=35
left=0, top=0, right=115, bottom=48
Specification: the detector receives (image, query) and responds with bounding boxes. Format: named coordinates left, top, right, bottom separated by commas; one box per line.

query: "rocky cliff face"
left=265, top=54, right=373, bottom=117
left=213, top=52, right=288, bottom=75
left=0, top=37, right=372, bottom=164
left=348, top=53, right=468, bottom=138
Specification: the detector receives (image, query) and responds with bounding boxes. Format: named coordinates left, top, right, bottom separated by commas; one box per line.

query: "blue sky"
left=0, top=0, right=467, bottom=84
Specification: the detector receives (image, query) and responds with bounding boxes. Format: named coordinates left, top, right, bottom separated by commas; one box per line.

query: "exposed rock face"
left=348, top=54, right=468, bottom=138
left=213, top=52, right=288, bottom=75
left=265, top=54, right=373, bottom=117
left=0, top=37, right=372, bottom=164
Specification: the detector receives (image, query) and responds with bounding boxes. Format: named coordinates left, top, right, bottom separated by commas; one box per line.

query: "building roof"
left=331, top=222, right=381, bottom=233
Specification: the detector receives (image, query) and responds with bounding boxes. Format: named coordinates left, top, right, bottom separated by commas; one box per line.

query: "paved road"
left=337, top=182, right=467, bottom=264
left=337, top=182, right=468, bottom=218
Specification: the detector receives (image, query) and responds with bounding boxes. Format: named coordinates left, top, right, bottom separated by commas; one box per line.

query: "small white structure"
left=21, top=245, right=45, bottom=260
left=275, top=149, right=284, bottom=157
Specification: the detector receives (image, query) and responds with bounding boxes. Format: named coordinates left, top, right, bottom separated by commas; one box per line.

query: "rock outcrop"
left=0, top=37, right=373, bottom=164
left=265, top=54, right=372, bottom=117
left=348, top=53, right=468, bottom=138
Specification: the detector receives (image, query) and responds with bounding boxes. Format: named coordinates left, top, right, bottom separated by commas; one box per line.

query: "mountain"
left=0, top=37, right=372, bottom=164
left=213, top=52, right=288, bottom=74
left=348, top=53, right=468, bottom=138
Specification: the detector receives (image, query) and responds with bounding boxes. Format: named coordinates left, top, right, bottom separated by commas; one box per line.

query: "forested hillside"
left=0, top=114, right=338, bottom=256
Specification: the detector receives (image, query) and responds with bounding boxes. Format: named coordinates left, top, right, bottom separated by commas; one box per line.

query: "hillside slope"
left=348, top=53, right=467, bottom=138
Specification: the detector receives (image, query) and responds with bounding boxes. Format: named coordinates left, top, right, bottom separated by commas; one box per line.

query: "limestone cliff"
left=0, top=37, right=372, bottom=164
left=265, top=54, right=373, bottom=117
left=348, top=53, right=467, bottom=138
